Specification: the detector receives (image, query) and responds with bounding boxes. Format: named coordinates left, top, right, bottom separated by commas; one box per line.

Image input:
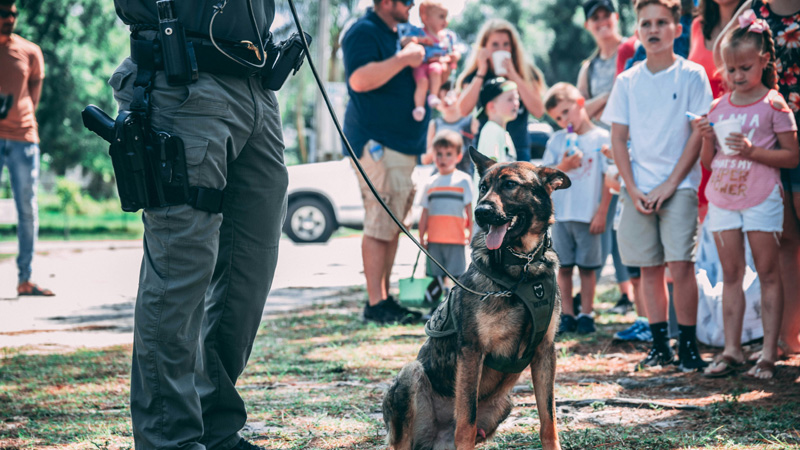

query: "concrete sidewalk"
left=0, top=235, right=618, bottom=354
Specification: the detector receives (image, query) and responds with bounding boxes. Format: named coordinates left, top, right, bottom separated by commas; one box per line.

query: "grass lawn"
left=0, top=211, right=144, bottom=243
left=1, top=290, right=798, bottom=449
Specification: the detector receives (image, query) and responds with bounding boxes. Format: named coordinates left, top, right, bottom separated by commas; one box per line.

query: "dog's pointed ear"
left=469, top=146, right=495, bottom=178
left=538, top=167, right=571, bottom=194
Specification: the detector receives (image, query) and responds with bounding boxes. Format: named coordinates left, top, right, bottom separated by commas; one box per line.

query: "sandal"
left=745, top=359, right=776, bottom=380
left=17, top=282, right=55, bottom=297
left=747, top=342, right=789, bottom=363
left=703, top=354, right=744, bottom=378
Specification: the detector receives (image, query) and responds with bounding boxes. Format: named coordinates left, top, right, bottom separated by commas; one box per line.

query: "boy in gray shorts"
left=543, top=82, right=612, bottom=335
left=602, top=0, right=712, bottom=371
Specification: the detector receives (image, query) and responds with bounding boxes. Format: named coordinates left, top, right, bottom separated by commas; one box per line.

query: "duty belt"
left=130, top=35, right=267, bottom=78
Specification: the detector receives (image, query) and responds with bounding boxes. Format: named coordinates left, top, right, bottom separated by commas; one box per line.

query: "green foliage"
left=55, top=178, right=84, bottom=215
left=14, top=0, right=129, bottom=186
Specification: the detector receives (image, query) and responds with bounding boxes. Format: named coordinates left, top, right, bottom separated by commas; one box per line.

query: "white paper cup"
left=492, top=50, right=511, bottom=76
left=713, top=118, right=742, bottom=155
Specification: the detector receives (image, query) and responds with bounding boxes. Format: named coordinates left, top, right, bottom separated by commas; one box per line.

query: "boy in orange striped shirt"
left=418, top=130, right=474, bottom=305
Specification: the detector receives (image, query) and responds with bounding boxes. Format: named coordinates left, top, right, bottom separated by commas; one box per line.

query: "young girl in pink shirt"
left=697, top=11, right=798, bottom=380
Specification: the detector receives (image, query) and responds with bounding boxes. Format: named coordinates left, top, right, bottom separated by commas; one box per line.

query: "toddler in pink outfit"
left=400, top=1, right=460, bottom=121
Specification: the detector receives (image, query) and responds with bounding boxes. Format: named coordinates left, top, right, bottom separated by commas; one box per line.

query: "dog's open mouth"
left=485, top=216, right=519, bottom=250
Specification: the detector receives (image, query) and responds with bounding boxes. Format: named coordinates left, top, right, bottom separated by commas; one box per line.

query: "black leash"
left=284, top=0, right=489, bottom=297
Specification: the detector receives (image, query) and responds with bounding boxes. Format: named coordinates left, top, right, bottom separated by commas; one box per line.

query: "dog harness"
left=425, top=237, right=558, bottom=374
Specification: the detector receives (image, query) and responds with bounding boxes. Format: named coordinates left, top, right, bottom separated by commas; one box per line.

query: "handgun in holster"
left=82, top=105, right=191, bottom=213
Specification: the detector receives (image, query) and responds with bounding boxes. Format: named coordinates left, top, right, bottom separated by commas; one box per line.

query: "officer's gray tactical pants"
left=110, top=58, right=288, bottom=450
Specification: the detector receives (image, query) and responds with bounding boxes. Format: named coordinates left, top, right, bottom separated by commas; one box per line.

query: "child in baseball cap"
left=475, top=77, right=519, bottom=162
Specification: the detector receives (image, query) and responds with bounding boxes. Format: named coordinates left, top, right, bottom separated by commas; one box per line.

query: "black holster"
left=82, top=105, right=223, bottom=213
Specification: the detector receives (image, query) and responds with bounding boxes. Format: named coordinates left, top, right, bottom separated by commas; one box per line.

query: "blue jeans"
left=0, top=139, right=40, bottom=284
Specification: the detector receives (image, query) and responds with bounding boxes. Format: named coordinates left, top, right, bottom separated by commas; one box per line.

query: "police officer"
left=111, top=2, right=285, bottom=449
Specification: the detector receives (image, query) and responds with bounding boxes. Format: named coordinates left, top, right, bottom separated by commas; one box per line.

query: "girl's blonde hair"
left=456, top=19, right=544, bottom=92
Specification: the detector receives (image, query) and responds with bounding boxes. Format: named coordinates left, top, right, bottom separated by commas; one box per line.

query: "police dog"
left=382, top=147, right=569, bottom=450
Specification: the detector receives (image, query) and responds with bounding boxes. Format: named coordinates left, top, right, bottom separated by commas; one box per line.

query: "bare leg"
left=429, top=62, right=444, bottom=99
left=383, top=233, right=400, bottom=298
left=746, top=230, right=783, bottom=379
left=706, top=230, right=746, bottom=374
left=413, top=77, right=429, bottom=111
left=641, top=265, right=668, bottom=323
left=618, top=280, right=634, bottom=301
left=557, top=267, right=574, bottom=316
left=631, top=275, right=646, bottom=317
left=666, top=260, right=698, bottom=325
left=578, top=268, right=596, bottom=315
left=363, top=235, right=390, bottom=306
left=779, top=193, right=800, bottom=353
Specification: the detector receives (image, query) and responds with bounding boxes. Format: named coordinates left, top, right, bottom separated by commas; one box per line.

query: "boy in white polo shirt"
left=602, top=0, right=712, bottom=372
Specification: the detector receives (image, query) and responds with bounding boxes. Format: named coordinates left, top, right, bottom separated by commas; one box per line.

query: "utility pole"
left=313, top=0, right=331, bottom=162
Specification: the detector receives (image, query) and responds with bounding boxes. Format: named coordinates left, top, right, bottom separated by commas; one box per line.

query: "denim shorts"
left=706, top=184, right=784, bottom=233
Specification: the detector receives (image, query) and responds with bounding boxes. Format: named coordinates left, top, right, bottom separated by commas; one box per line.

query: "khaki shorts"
left=617, top=188, right=698, bottom=267
left=352, top=144, right=417, bottom=241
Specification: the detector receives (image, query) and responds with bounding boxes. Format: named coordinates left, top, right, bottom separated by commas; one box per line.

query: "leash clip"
left=241, top=40, right=262, bottom=61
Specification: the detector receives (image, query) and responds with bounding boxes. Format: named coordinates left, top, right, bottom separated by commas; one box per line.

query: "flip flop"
left=747, top=344, right=788, bottom=363
left=745, top=359, right=776, bottom=380
left=17, top=283, right=55, bottom=297
left=703, top=354, right=744, bottom=378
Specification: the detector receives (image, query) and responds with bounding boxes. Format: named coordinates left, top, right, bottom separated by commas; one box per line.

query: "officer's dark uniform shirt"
left=114, top=0, right=275, bottom=43
left=342, top=8, right=429, bottom=158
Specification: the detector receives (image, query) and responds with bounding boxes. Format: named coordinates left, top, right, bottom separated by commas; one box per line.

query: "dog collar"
left=501, top=230, right=551, bottom=268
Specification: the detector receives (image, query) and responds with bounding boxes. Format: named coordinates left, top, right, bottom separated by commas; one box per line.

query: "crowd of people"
left=342, top=0, right=799, bottom=381
left=2, top=0, right=798, bottom=447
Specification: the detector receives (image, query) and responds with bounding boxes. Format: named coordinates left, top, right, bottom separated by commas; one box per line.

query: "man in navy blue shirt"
left=342, top=0, right=429, bottom=324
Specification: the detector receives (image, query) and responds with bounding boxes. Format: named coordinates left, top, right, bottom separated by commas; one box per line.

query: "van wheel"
left=284, top=197, right=336, bottom=243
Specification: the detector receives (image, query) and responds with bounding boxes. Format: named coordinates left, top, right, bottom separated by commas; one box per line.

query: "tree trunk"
left=296, top=86, right=307, bottom=164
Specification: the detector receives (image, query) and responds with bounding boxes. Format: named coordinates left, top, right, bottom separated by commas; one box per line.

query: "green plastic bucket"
left=398, top=250, right=432, bottom=307
left=398, top=275, right=433, bottom=307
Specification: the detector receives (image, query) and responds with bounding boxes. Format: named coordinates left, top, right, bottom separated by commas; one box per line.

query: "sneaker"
left=572, top=293, right=582, bottom=316
left=412, top=106, right=426, bottom=121
left=636, top=346, right=676, bottom=371
left=230, top=439, right=266, bottom=450
left=677, top=343, right=709, bottom=373
left=576, top=315, right=596, bottom=334
left=607, top=294, right=633, bottom=315
left=384, top=296, right=423, bottom=321
left=558, top=314, right=577, bottom=335
left=363, top=298, right=421, bottom=325
left=614, top=320, right=653, bottom=342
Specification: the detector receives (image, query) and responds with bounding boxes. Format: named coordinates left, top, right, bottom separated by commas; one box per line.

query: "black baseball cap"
left=476, top=77, right=518, bottom=120
left=583, top=0, right=615, bottom=19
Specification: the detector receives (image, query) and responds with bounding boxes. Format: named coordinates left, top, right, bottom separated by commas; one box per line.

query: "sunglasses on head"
left=0, top=10, right=18, bottom=18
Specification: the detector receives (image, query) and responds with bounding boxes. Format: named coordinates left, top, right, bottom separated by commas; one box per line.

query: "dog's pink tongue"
left=486, top=223, right=509, bottom=250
